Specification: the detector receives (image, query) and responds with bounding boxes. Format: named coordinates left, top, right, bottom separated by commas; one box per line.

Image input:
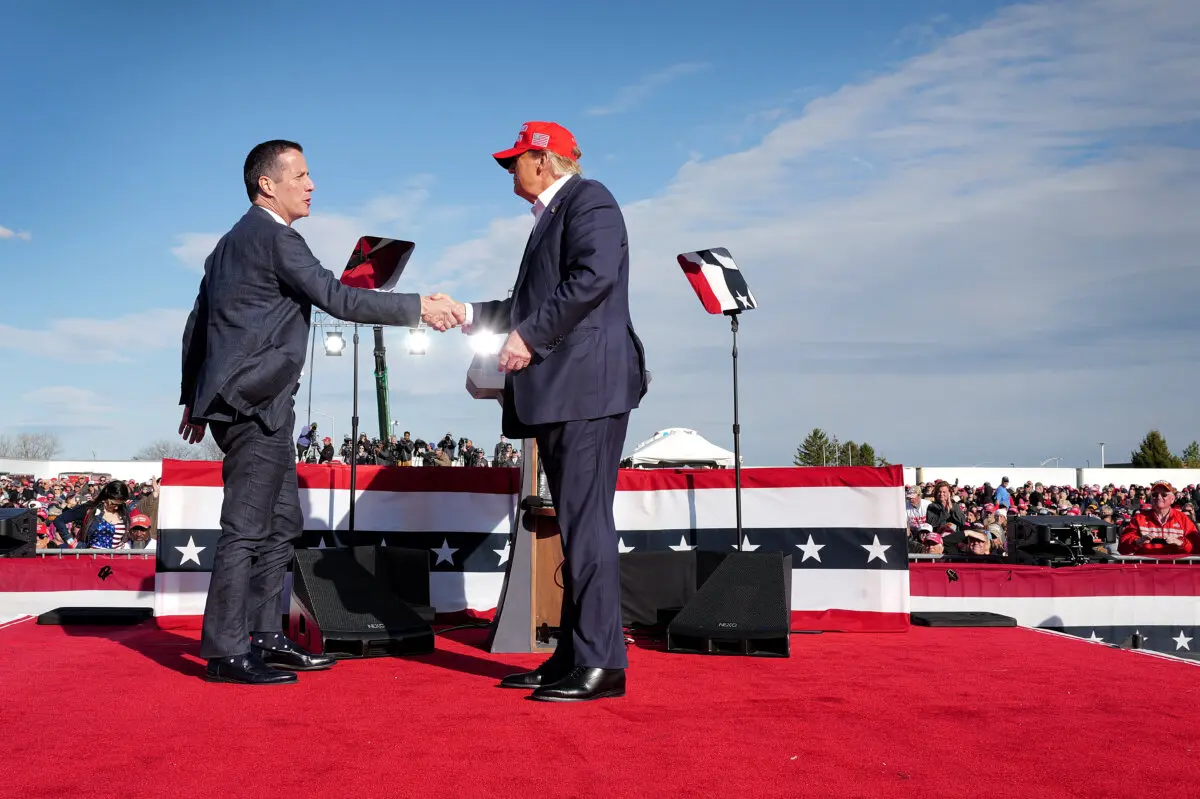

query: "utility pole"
left=1098, top=442, right=1105, bottom=468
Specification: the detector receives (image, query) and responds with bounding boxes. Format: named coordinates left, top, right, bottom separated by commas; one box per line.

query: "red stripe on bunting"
left=160, top=460, right=521, bottom=494
left=0, top=557, right=156, bottom=592
left=161, top=461, right=903, bottom=492
left=909, top=562, right=1200, bottom=598
left=615, top=466, right=904, bottom=491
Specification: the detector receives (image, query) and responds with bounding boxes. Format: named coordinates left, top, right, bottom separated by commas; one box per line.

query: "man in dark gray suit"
left=453, top=121, right=648, bottom=702
left=179, top=140, right=461, bottom=685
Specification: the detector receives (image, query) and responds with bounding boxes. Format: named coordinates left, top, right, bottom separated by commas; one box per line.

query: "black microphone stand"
left=726, top=310, right=743, bottom=550
left=349, top=323, right=360, bottom=534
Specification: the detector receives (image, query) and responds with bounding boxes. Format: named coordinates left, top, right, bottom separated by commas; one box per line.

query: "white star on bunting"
left=175, top=536, right=205, bottom=566
left=862, top=535, right=890, bottom=564
left=796, top=534, right=824, bottom=563
left=431, top=538, right=458, bottom=566
left=669, top=535, right=697, bottom=551
left=617, top=538, right=635, bottom=554
left=1173, top=631, right=1192, bottom=651
left=732, top=536, right=759, bottom=551
left=494, top=541, right=511, bottom=566
left=734, top=292, right=749, bottom=307
left=1086, top=631, right=1104, bottom=643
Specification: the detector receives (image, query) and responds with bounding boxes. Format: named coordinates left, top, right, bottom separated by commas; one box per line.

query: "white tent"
left=623, top=428, right=736, bottom=469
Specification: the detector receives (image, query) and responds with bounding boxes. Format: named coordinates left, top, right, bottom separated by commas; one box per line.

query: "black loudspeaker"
left=346, top=545, right=435, bottom=623
left=667, top=552, right=792, bottom=657
left=0, top=508, right=36, bottom=558
left=288, top=547, right=434, bottom=658
left=620, top=550, right=698, bottom=628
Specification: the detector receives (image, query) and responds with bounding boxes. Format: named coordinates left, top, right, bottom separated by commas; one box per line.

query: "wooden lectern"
left=466, top=351, right=565, bottom=654
left=483, top=438, right=567, bottom=653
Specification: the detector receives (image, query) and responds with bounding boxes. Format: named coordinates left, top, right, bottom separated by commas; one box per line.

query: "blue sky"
left=2, top=0, right=1199, bottom=468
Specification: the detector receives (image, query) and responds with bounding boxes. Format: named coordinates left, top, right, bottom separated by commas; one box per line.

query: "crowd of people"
left=294, top=424, right=521, bottom=469
left=8, top=470, right=1200, bottom=558
left=0, top=474, right=160, bottom=551
left=905, top=476, right=1200, bottom=558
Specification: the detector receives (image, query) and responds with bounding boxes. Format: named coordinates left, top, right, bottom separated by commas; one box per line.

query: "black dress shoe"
left=530, top=667, right=625, bottom=702
left=251, top=634, right=336, bottom=671
left=499, top=658, right=572, bottom=689
left=204, top=653, right=297, bottom=685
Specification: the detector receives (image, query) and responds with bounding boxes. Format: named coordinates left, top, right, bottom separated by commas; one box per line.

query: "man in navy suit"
left=453, top=121, right=648, bottom=702
left=179, top=140, right=462, bottom=685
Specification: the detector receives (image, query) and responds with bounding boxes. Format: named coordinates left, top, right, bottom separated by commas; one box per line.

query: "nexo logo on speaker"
left=718, top=622, right=738, bottom=628
left=367, top=623, right=385, bottom=630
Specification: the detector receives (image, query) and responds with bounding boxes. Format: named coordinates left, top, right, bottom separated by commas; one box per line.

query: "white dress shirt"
left=258, top=205, right=287, bottom=226
left=463, top=174, right=573, bottom=331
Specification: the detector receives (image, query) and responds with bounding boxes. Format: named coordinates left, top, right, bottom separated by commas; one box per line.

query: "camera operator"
left=396, top=431, right=415, bottom=466
left=1118, top=480, right=1200, bottom=557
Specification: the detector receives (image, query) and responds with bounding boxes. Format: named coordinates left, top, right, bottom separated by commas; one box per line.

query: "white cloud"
left=0, top=309, right=188, bottom=363
left=171, top=177, right=455, bottom=278
left=22, top=386, right=116, bottom=417
left=586, top=62, right=709, bottom=117
left=0, top=225, right=32, bottom=241
left=171, top=233, right=221, bottom=272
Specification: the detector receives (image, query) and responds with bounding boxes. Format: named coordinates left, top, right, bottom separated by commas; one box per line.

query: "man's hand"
left=497, top=330, right=533, bottom=373
left=179, top=407, right=207, bottom=444
left=422, top=293, right=466, bottom=332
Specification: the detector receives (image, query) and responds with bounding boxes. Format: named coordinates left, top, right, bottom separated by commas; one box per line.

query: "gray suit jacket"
left=472, top=176, right=648, bottom=437
left=181, top=206, right=421, bottom=432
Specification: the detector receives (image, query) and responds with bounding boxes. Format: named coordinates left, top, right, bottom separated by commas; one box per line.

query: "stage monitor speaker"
left=288, top=548, right=434, bottom=658
left=667, top=552, right=792, bottom=658
left=620, top=550, right=697, bottom=628
left=910, top=611, right=1016, bottom=627
left=347, top=545, right=435, bottom=623
left=0, top=508, right=36, bottom=558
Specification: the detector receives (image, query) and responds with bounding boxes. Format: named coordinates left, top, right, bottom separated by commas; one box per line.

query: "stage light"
left=324, top=331, right=346, bottom=356
left=407, top=328, right=429, bottom=355
left=470, top=331, right=504, bottom=356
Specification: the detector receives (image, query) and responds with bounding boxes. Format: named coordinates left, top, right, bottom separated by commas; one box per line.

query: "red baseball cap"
left=130, top=512, right=151, bottom=529
left=492, top=121, right=578, bottom=169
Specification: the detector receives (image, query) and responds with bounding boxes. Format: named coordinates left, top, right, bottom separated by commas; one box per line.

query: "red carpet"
left=3, top=620, right=1196, bottom=799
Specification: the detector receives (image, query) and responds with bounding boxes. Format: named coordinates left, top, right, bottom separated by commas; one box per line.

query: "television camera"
left=1006, top=514, right=1119, bottom=565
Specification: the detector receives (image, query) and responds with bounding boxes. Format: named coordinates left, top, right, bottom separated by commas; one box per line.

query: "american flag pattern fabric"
left=153, top=461, right=909, bottom=631
left=677, top=247, right=758, bottom=315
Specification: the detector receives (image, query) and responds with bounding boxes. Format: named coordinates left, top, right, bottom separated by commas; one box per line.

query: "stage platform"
left=3, top=619, right=1196, bottom=798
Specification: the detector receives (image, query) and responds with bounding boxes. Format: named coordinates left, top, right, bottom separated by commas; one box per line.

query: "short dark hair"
left=244, top=140, right=303, bottom=201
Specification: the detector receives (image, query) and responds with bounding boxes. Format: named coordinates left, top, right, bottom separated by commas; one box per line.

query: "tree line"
left=0, top=432, right=222, bottom=462
left=1130, top=430, right=1200, bottom=469
left=793, top=428, right=888, bottom=467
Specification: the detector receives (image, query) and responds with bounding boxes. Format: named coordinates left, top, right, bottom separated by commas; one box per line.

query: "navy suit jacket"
left=181, top=206, right=422, bottom=433
left=472, top=176, right=648, bottom=437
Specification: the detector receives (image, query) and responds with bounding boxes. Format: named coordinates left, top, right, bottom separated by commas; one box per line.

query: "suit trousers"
left=535, top=412, right=630, bottom=670
left=199, top=406, right=303, bottom=659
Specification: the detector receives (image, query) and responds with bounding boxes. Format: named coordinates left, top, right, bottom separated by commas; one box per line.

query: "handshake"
left=416, top=292, right=532, bottom=372
left=419, top=293, right=467, bottom=332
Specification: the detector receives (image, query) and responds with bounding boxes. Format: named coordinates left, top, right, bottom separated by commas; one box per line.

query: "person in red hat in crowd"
left=1118, top=480, right=1200, bottom=556
left=443, top=120, right=649, bottom=702
left=318, top=436, right=335, bottom=464
left=127, top=511, right=155, bottom=550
